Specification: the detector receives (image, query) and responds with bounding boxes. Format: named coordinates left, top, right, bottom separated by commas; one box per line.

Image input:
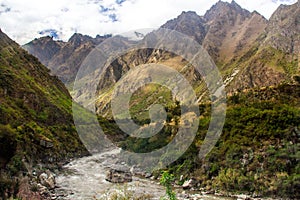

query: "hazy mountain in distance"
left=23, top=33, right=111, bottom=87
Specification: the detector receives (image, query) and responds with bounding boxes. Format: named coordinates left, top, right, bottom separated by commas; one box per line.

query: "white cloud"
left=0, top=0, right=297, bottom=44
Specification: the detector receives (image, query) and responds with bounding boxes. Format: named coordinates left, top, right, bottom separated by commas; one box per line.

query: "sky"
left=0, top=0, right=298, bottom=44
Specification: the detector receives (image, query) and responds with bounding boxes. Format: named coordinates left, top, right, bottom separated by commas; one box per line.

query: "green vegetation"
left=160, top=171, right=177, bottom=200
left=100, top=84, right=299, bottom=198
left=0, top=31, right=87, bottom=199
left=167, top=84, right=300, bottom=198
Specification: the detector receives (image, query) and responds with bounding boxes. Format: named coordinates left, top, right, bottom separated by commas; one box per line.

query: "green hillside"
left=167, top=84, right=300, bottom=198
left=98, top=84, right=299, bottom=198
left=0, top=30, right=87, bottom=198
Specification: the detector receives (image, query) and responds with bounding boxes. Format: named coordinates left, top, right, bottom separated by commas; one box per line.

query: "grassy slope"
left=0, top=31, right=87, bottom=197
left=167, top=84, right=300, bottom=198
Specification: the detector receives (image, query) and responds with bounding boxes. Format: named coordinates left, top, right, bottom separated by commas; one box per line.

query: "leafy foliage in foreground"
left=160, top=171, right=177, bottom=200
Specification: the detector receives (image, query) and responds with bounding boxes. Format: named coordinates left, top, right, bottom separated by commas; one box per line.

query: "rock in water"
left=39, top=170, right=56, bottom=189
left=105, top=168, right=132, bottom=183
left=182, top=178, right=197, bottom=189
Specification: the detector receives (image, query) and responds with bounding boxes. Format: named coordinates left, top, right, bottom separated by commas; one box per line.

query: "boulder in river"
left=182, top=178, right=197, bottom=189
left=39, top=170, right=56, bottom=189
left=105, top=168, right=132, bottom=183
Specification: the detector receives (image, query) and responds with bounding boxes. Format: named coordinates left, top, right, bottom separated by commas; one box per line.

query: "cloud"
left=108, top=13, right=118, bottom=22
left=99, top=5, right=110, bottom=12
left=116, top=0, right=126, bottom=5
left=271, top=0, right=296, bottom=3
left=0, top=3, right=11, bottom=14
left=0, top=0, right=297, bottom=44
left=39, top=29, right=60, bottom=39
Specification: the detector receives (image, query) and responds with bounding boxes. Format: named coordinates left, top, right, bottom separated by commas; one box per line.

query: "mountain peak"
left=230, top=0, right=242, bottom=10
left=34, top=35, right=55, bottom=42
left=161, top=11, right=206, bottom=43
left=172, top=10, right=204, bottom=23
left=24, top=32, right=108, bottom=85
left=23, top=35, right=65, bottom=66
left=68, top=33, right=94, bottom=46
left=204, top=0, right=251, bottom=22
left=179, top=11, right=199, bottom=17
left=230, top=0, right=238, bottom=5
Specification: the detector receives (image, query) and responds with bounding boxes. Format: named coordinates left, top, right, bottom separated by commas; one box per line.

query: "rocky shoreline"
left=29, top=171, right=266, bottom=200
left=31, top=150, right=282, bottom=200
left=15, top=151, right=89, bottom=200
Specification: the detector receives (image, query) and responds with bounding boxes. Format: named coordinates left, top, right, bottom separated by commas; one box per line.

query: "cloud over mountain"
left=0, top=0, right=297, bottom=44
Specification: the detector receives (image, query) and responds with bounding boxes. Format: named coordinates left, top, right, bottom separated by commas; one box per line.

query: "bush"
left=160, top=171, right=177, bottom=200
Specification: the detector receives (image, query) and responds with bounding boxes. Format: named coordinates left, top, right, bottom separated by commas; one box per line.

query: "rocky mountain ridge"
left=95, top=1, right=299, bottom=115
left=24, top=33, right=111, bottom=86
left=23, top=1, right=299, bottom=115
left=264, top=3, right=300, bottom=54
left=24, top=1, right=299, bottom=90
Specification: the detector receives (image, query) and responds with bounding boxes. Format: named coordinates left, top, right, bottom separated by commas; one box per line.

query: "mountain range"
left=24, top=1, right=299, bottom=96
left=24, top=33, right=111, bottom=87
left=26, top=0, right=300, bottom=118
left=0, top=0, right=299, bottom=199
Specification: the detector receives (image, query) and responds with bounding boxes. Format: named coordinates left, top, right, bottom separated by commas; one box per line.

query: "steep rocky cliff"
left=226, top=2, right=299, bottom=93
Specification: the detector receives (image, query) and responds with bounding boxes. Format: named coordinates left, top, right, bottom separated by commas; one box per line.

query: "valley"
left=0, top=0, right=299, bottom=199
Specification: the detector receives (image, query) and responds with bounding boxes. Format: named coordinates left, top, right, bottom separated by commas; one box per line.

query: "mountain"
left=23, top=33, right=111, bottom=87
left=22, top=36, right=64, bottom=66
left=202, top=1, right=267, bottom=62
left=161, top=1, right=268, bottom=63
left=14, top=1, right=300, bottom=198
left=159, top=1, right=300, bottom=94
left=226, top=2, right=299, bottom=93
left=22, top=1, right=299, bottom=120
left=24, top=1, right=299, bottom=96
left=161, top=11, right=207, bottom=44
left=94, top=1, right=298, bottom=114
left=0, top=29, right=87, bottom=198
left=264, top=3, right=300, bottom=54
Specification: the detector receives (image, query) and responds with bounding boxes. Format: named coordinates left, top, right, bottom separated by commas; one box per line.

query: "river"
left=55, top=148, right=234, bottom=200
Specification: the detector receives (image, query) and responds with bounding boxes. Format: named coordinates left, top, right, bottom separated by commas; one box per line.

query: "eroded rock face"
left=105, top=168, right=132, bottom=183
left=205, top=1, right=267, bottom=62
left=265, top=3, right=300, bottom=54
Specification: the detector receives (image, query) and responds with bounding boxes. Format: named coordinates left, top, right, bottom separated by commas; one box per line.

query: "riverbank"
left=50, top=149, right=274, bottom=200
left=10, top=150, right=89, bottom=200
